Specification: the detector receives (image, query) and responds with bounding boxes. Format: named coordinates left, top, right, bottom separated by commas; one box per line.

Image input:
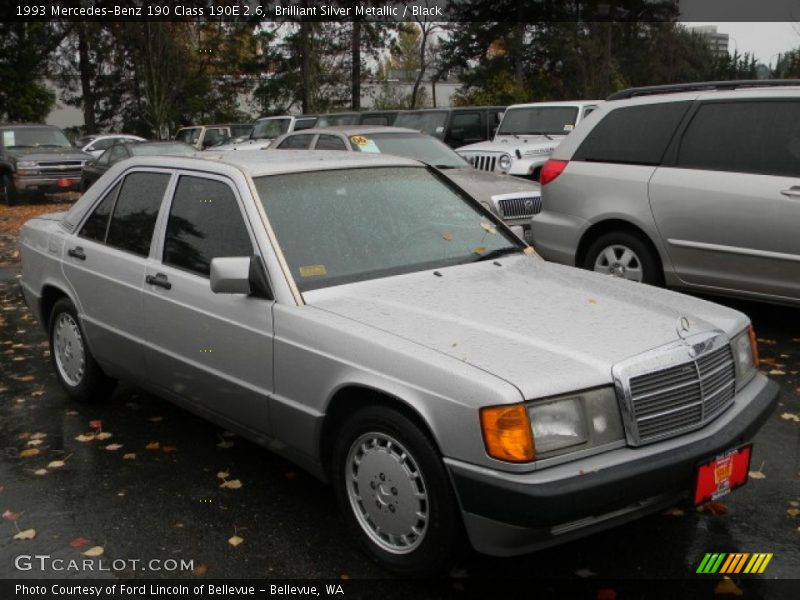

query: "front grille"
left=37, top=161, right=84, bottom=179
left=625, top=343, right=736, bottom=444
left=463, top=153, right=497, bottom=172
left=497, top=196, right=542, bottom=218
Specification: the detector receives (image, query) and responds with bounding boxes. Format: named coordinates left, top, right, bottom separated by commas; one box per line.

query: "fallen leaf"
left=788, top=508, right=800, bottom=517
left=19, top=448, right=40, bottom=458
left=65, top=410, right=79, bottom=416
left=70, top=537, right=90, bottom=549
left=749, top=470, right=766, bottom=479
left=217, top=471, right=230, bottom=480
left=769, top=369, right=787, bottom=376
left=122, top=453, right=136, bottom=460
left=698, top=501, right=729, bottom=515
left=75, top=434, right=95, bottom=442
left=714, top=576, right=743, bottom=596
left=228, top=535, right=244, bottom=547
left=192, top=563, right=208, bottom=576
left=83, top=546, right=104, bottom=557
left=47, top=460, right=66, bottom=469
left=29, top=432, right=47, bottom=440
left=2, top=510, right=22, bottom=521
left=26, top=439, right=43, bottom=447
left=781, top=413, right=800, bottom=422
left=18, top=375, right=34, bottom=382
left=105, top=444, right=123, bottom=451
left=441, top=231, right=453, bottom=241
left=13, top=528, right=36, bottom=541
left=145, top=441, right=160, bottom=450
left=472, top=245, right=487, bottom=255
left=30, top=390, right=44, bottom=397
left=588, top=299, right=597, bottom=304
left=220, top=479, right=242, bottom=490
left=94, top=432, right=112, bottom=441
left=89, top=420, right=102, bottom=430
left=33, top=469, right=48, bottom=476
left=161, top=446, right=177, bottom=453
left=174, top=522, right=184, bottom=528
left=18, top=432, right=31, bottom=440
left=789, top=501, right=799, bottom=508
left=340, top=574, right=350, bottom=580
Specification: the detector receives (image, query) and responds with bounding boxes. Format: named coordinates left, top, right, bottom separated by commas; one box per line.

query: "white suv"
left=457, top=101, right=600, bottom=181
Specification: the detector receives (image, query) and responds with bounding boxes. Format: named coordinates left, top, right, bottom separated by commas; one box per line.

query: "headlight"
left=498, top=153, right=512, bottom=171
left=480, top=387, right=625, bottom=463
left=17, top=160, right=37, bottom=168
left=731, top=325, right=759, bottom=389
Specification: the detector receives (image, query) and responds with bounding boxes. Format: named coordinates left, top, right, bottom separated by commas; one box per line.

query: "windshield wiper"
left=471, top=246, right=522, bottom=262
left=433, top=164, right=458, bottom=170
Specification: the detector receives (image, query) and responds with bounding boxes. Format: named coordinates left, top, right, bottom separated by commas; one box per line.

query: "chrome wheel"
left=593, top=244, right=643, bottom=282
left=53, top=312, right=86, bottom=387
left=345, top=432, right=428, bottom=555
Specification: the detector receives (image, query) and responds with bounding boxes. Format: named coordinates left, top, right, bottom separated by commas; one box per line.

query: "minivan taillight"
left=540, top=159, right=568, bottom=186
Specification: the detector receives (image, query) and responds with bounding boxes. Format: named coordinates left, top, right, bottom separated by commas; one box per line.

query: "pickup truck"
left=18, top=151, right=778, bottom=576
left=1, top=124, right=93, bottom=205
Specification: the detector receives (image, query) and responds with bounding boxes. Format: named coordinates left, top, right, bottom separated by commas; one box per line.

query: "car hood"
left=5, top=146, right=92, bottom=161
left=443, top=168, right=540, bottom=201
left=305, top=255, right=747, bottom=401
left=458, top=135, right=565, bottom=156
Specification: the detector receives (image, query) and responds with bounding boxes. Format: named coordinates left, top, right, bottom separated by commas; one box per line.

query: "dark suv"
left=394, top=106, right=506, bottom=148
left=1, top=124, right=92, bottom=205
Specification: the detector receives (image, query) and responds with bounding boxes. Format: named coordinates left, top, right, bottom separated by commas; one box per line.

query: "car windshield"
left=1, top=127, right=71, bottom=149
left=394, top=111, right=449, bottom=138
left=254, top=166, right=520, bottom=291
left=130, top=143, right=195, bottom=156
left=348, top=132, right=469, bottom=169
left=497, top=107, right=579, bottom=136
left=252, top=118, right=291, bottom=139
left=231, top=124, right=253, bottom=137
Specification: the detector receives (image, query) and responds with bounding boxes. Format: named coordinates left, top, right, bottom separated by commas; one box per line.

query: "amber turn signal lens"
left=749, top=325, right=760, bottom=368
left=479, top=404, right=535, bottom=463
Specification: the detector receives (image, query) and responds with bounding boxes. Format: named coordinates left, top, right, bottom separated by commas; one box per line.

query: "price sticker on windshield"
left=299, top=265, right=327, bottom=278
left=350, top=135, right=369, bottom=146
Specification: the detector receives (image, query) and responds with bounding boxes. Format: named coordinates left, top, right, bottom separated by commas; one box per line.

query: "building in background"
left=690, top=25, right=730, bottom=58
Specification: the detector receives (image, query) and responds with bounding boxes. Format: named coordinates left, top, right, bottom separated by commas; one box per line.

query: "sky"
left=685, top=22, right=800, bottom=64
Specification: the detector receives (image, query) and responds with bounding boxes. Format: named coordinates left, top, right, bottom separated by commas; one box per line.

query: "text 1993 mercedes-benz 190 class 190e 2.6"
left=18, top=151, right=778, bottom=576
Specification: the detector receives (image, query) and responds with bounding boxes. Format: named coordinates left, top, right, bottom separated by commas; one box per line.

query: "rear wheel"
left=584, top=231, right=663, bottom=285
left=49, top=297, right=116, bottom=402
left=2, top=173, right=18, bottom=206
left=331, top=406, right=463, bottom=576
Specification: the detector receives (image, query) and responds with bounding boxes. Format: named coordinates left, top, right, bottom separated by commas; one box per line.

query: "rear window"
left=573, top=102, right=690, bottom=166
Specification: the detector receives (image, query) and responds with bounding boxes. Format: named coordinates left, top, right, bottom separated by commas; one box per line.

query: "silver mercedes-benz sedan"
left=18, top=151, right=777, bottom=576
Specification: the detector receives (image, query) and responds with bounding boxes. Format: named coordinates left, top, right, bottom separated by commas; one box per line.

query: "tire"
left=48, top=297, right=116, bottom=403
left=2, top=173, right=18, bottom=206
left=584, top=231, right=663, bottom=286
left=331, top=406, right=464, bottom=577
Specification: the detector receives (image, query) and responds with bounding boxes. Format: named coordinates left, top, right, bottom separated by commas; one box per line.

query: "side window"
left=96, top=150, right=112, bottom=166
left=107, top=145, right=129, bottom=165
left=573, top=102, right=690, bottom=166
left=446, top=112, right=483, bottom=145
left=202, top=128, right=227, bottom=148
left=582, top=106, right=596, bottom=119
left=106, top=172, right=170, bottom=257
left=276, top=134, right=314, bottom=150
left=314, top=135, right=347, bottom=151
left=92, top=138, right=115, bottom=152
left=677, top=101, right=800, bottom=177
left=163, top=176, right=253, bottom=277
left=79, top=181, right=121, bottom=242
left=293, top=118, right=317, bottom=131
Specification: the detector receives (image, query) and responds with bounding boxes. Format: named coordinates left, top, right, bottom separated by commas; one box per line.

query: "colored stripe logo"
left=696, top=553, right=773, bottom=574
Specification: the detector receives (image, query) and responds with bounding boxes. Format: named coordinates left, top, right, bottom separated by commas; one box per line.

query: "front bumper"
left=14, top=175, right=82, bottom=194
left=447, top=375, right=779, bottom=556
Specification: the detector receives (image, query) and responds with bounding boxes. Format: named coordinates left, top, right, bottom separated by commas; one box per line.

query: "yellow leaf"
left=94, top=432, right=112, bottom=441
left=75, top=433, right=95, bottom=442
left=217, top=471, right=230, bottom=480
left=441, top=231, right=453, bottom=241
left=480, top=221, right=497, bottom=233
left=145, top=441, right=160, bottom=450
left=13, top=528, right=36, bottom=541
left=29, top=432, right=47, bottom=440
left=780, top=413, right=800, bottom=422
left=228, top=535, right=244, bottom=547
left=19, top=448, right=40, bottom=458
left=122, top=453, right=136, bottom=460
left=714, top=576, right=743, bottom=596
left=33, top=469, right=48, bottom=476
left=220, top=479, right=242, bottom=490
left=473, top=246, right=487, bottom=255
left=749, top=470, right=766, bottom=479
left=26, top=439, right=43, bottom=447
left=47, top=460, right=66, bottom=469
left=83, top=546, right=104, bottom=557
left=787, top=508, right=800, bottom=517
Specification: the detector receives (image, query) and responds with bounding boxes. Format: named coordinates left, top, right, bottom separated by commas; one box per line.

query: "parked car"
left=81, top=141, right=196, bottom=190
left=269, top=126, right=542, bottom=239
left=1, top=124, right=93, bottom=205
left=457, top=101, right=600, bottom=181
left=531, top=80, right=800, bottom=305
left=175, top=123, right=252, bottom=150
left=19, top=150, right=777, bottom=575
left=315, top=111, right=399, bottom=127
left=394, top=106, right=506, bottom=148
left=210, top=115, right=318, bottom=152
left=75, top=134, right=146, bottom=157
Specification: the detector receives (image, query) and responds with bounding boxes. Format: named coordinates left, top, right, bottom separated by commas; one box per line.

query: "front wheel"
left=331, top=406, right=464, bottom=576
left=2, top=173, right=18, bottom=206
left=584, top=231, right=663, bottom=285
left=49, top=297, right=116, bottom=402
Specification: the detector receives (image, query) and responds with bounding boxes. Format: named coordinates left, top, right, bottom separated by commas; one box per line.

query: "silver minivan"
left=531, top=81, right=800, bottom=305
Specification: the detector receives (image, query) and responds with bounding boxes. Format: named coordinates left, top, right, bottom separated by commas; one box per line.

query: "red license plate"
left=56, top=178, right=73, bottom=187
left=694, top=445, right=752, bottom=505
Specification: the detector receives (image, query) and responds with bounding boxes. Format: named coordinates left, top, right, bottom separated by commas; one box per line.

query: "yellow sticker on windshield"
left=299, top=265, right=327, bottom=278
left=473, top=246, right=487, bottom=255
left=480, top=222, right=497, bottom=234
left=350, top=135, right=369, bottom=145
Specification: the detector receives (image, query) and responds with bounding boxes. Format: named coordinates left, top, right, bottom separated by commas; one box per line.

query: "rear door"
left=649, top=99, right=800, bottom=300
left=63, top=170, right=172, bottom=382
left=142, top=173, right=275, bottom=435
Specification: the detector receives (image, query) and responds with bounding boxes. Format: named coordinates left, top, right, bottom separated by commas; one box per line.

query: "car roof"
left=398, top=106, right=505, bottom=113
left=506, top=100, right=603, bottom=109
left=282, top=126, right=421, bottom=137
left=604, top=85, right=800, bottom=106
left=0, top=124, right=61, bottom=129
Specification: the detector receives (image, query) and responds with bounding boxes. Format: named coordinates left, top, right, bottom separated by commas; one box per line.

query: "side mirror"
left=210, top=257, right=252, bottom=294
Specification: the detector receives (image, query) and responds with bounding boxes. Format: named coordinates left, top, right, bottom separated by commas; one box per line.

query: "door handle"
left=67, top=247, right=86, bottom=260
left=780, top=186, right=800, bottom=198
left=145, top=273, right=172, bottom=290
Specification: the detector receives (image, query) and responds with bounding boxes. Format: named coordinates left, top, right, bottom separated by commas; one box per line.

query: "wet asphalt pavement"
left=0, top=260, right=798, bottom=596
